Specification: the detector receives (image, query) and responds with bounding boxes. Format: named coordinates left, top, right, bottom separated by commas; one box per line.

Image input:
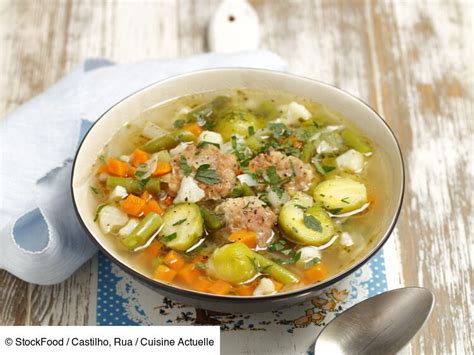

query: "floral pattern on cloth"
left=96, top=249, right=387, bottom=354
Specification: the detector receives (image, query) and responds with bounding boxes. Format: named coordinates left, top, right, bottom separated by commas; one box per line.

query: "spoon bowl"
left=314, top=287, right=434, bottom=354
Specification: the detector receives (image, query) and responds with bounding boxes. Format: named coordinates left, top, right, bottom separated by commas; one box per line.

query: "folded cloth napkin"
left=0, top=51, right=286, bottom=285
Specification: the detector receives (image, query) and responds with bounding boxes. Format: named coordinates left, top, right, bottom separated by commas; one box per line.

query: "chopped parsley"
left=93, top=203, right=107, bottom=222
left=264, top=166, right=290, bottom=198
left=99, top=155, right=106, bottom=163
left=294, top=204, right=307, bottom=210
left=276, top=251, right=302, bottom=265
left=161, top=232, right=177, bottom=242
left=268, top=122, right=289, bottom=139
left=247, top=256, right=272, bottom=274
left=90, top=186, right=101, bottom=195
left=179, top=155, right=192, bottom=177
left=196, top=261, right=208, bottom=270
left=341, top=197, right=351, bottom=204
left=195, top=164, right=221, bottom=185
left=248, top=126, right=255, bottom=136
left=304, top=257, right=321, bottom=269
left=172, top=218, right=187, bottom=226
left=303, top=214, right=323, bottom=232
left=268, top=239, right=287, bottom=252
left=174, top=119, right=186, bottom=128
left=197, top=141, right=220, bottom=149
left=138, top=178, right=150, bottom=190
left=134, top=170, right=147, bottom=178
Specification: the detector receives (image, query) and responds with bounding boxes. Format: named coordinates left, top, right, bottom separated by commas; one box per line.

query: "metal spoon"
left=314, top=287, right=434, bottom=355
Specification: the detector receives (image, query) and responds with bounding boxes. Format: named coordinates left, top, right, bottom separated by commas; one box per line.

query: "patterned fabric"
left=96, top=248, right=388, bottom=354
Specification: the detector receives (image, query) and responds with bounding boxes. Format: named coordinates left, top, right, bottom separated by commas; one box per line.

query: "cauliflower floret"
left=336, top=149, right=365, bottom=173
left=253, top=278, right=276, bottom=296
left=198, top=131, right=223, bottom=145
left=109, top=185, right=128, bottom=201
left=277, top=101, right=312, bottom=126
left=296, top=246, right=322, bottom=267
left=174, top=176, right=206, bottom=203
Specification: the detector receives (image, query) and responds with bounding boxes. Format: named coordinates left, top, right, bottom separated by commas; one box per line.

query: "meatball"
left=215, top=196, right=277, bottom=246
left=168, top=144, right=238, bottom=200
left=249, top=150, right=314, bottom=193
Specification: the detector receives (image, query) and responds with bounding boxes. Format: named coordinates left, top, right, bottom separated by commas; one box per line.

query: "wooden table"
left=0, top=0, right=472, bottom=353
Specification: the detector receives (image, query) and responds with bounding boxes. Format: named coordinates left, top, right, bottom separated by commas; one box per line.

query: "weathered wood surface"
left=0, top=0, right=472, bottom=353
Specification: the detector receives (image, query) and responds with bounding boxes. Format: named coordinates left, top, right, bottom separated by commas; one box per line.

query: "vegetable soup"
left=90, top=89, right=389, bottom=297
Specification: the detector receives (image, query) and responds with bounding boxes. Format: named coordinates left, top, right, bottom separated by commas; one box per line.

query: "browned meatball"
left=249, top=150, right=314, bottom=193
left=215, top=196, right=277, bottom=246
left=168, top=144, right=239, bottom=200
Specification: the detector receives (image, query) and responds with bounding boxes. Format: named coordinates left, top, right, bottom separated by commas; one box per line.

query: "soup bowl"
left=72, top=68, right=404, bottom=313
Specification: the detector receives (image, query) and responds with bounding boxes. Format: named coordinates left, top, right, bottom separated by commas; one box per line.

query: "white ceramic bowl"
left=72, top=68, right=404, bottom=312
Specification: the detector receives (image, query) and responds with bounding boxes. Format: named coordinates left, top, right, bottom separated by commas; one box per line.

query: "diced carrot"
left=154, top=264, right=177, bottom=283
left=97, top=164, right=108, bottom=173
left=176, top=264, right=202, bottom=286
left=192, top=276, right=213, bottom=292
left=140, top=240, right=162, bottom=262
left=208, top=280, right=232, bottom=295
left=153, top=162, right=172, bottom=177
left=271, top=279, right=283, bottom=292
left=303, top=263, right=328, bottom=283
left=228, top=230, right=257, bottom=249
left=107, top=158, right=129, bottom=177
left=142, top=199, right=163, bottom=216
left=183, top=122, right=203, bottom=136
left=127, top=165, right=136, bottom=177
left=163, top=195, right=174, bottom=206
left=164, top=250, right=186, bottom=271
left=130, top=149, right=150, bottom=167
left=140, top=191, right=151, bottom=201
left=122, top=194, right=146, bottom=216
left=235, top=283, right=257, bottom=296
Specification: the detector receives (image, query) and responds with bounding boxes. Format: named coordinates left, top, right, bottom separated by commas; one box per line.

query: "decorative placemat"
left=95, top=248, right=389, bottom=354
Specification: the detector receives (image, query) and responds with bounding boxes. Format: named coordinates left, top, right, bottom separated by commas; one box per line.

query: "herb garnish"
left=312, top=158, right=336, bottom=175
left=195, top=164, right=221, bottom=185
left=265, top=166, right=290, bottom=198
left=179, top=155, right=192, bottom=177
left=276, top=251, right=302, bottom=265
left=328, top=208, right=343, bottom=215
left=304, top=257, right=321, bottom=269
left=172, top=218, right=187, bottom=226
left=196, top=261, right=208, bottom=270
left=268, top=239, right=287, bottom=252
left=247, top=256, right=272, bottom=274
left=341, top=197, right=350, bottom=204
left=90, top=186, right=101, bottom=195
left=174, top=119, right=185, bottom=128
left=197, top=141, right=220, bottom=149
left=138, top=178, right=150, bottom=190
left=268, top=122, right=289, bottom=139
left=303, top=214, right=323, bottom=232
left=161, top=232, right=177, bottom=242
left=248, top=126, right=255, bottom=136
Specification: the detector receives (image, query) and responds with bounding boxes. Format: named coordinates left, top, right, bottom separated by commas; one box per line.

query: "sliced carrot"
left=140, top=191, right=151, bottom=201
left=208, top=280, right=232, bottom=295
left=164, top=250, right=186, bottom=271
left=107, top=158, right=129, bottom=177
left=228, top=230, right=257, bottom=249
left=130, top=149, right=150, bottom=167
left=183, top=122, right=203, bottom=136
left=303, top=263, right=328, bottom=283
left=193, top=276, right=213, bottom=292
left=154, top=264, right=177, bottom=283
left=140, top=240, right=162, bottom=262
left=122, top=194, right=146, bottom=216
left=153, top=162, right=172, bottom=176
left=235, top=283, right=257, bottom=296
left=176, top=264, right=202, bottom=286
left=142, top=199, right=163, bottom=216
left=97, top=164, right=108, bottom=174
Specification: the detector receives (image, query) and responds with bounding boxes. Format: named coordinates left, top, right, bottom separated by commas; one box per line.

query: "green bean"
left=301, top=141, right=315, bottom=163
left=106, top=177, right=141, bottom=193
left=122, top=212, right=163, bottom=250
left=142, top=129, right=196, bottom=153
left=187, top=96, right=231, bottom=121
left=200, top=207, right=224, bottom=230
left=251, top=251, right=300, bottom=285
left=106, top=176, right=161, bottom=194
left=341, top=129, right=371, bottom=153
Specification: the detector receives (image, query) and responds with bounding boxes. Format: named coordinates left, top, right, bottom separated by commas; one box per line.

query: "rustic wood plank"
left=0, top=1, right=471, bottom=354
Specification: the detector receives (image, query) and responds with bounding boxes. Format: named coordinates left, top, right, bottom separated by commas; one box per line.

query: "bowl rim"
left=71, top=67, right=405, bottom=302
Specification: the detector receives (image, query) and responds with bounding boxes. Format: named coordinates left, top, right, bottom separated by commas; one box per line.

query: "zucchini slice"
left=279, top=195, right=335, bottom=246
left=159, top=203, right=204, bottom=251
left=313, top=177, right=367, bottom=214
